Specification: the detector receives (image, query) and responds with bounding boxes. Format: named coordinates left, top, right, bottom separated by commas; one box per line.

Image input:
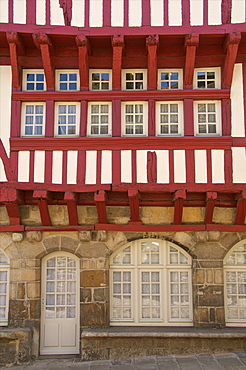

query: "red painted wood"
left=8, top=0, right=14, bottom=23
left=24, top=226, right=94, bottom=231
left=205, top=191, right=217, bottom=224
left=8, top=43, right=20, bottom=89
left=235, top=194, right=246, bottom=225
left=112, top=150, right=121, bottom=184
left=77, top=150, right=86, bottom=184
left=95, top=224, right=206, bottom=231
left=148, top=100, right=155, bottom=136
left=146, top=35, right=158, bottom=90
left=222, top=0, right=232, bottom=24
left=203, top=0, right=208, bottom=26
left=206, top=149, right=212, bottom=183
left=142, top=0, right=151, bottom=26
left=206, top=224, right=246, bottom=232
left=26, top=0, right=36, bottom=25
left=94, top=190, right=107, bottom=223
left=103, top=0, right=111, bottom=27
left=44, top=151, right=53, bottom=183
left=80, top=101, right=88, bottom=136
left=96, top=150, right=102, bottom=185
left=62, top=150, right=67, bottom=185
left=84, top=0, right=90, bottom=28
left=163, top=0, right=168, bottom=26
left=222, top=32, right=241, bottom=89
left=0, top=225, right=24, bottom=232
left=66, top=200, right=79, bottom=225
left=0, top=187, right=23, bottom=202
left=29, top=150, right=35, bottom=183
left=33, top=190, right=53, bottom=200
left=222, top=98, right=231, bottom=136
left=128, top=189, right=140, bottom=222
left=112, top=100, right=121, bottom=136
left=5, top=203, right=20, bottom=225
left=184, top=99, right=194, bottom=136
left=10, top=100, right=21, bottom=137
left=224, top=149, right=232, bottom=184
left=124, top=0, right=129, bottom=27
left=40, top=43, right=54, bottom=90
left=173, top=189, right=186, bottom=225
left=184, top=34, right=199, bottom=89
left=45, top=100, right=54, bottom=137
left=243, top=63, right=246, bottom=136
left=38, top=199, right=51, bottom=226
left=9, top=152, right=18, bottom=182
left=112, top=36, right=124, bottom=91
left=77, top=42, right=89, bottom=91
left=147, top=151, right=157, bottom=184
left=132, top=150, right=137, bottom=183
left=182, top=0, right=190, bottom=26
left=46, top=0, right=51, bottom=25
left=185, top=149, right=195, bottom=183
left=169, top=150, right=174, bottom=183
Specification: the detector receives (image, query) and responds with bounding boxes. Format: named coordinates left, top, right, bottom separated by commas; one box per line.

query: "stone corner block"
left=97, top=230, right=107, bottom=242
left=195, top=231, right=208, bottom=243
left=12, top=233, right=24, bottom=242
left=26, top=231, right=42, bottom=243
left=208, top=231, right=221, bottom=241
left=79, top=230, right=91, bottom=242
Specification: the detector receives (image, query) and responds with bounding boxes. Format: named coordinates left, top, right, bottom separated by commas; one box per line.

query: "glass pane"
left=60, top=74, right=67, bottom=81
left=47, top=269, right=55, bottom=280
left=46, top=294, right=55, bottom=305
left=57, top=294, right=65, bottom=305
left=92, top=82, right=100, bottom=90
left=57, top=269, right=66, bottom=280
left=45, top=307, right=55, bottom=319
left=46, top=282, right=55, bottom=292
left=171, top=284, right=179, bottom=294
left=67, top=281, right=76, bottom=292
left=57, top=281, right=66, bottom=292
left=170, top=272, right=178, bottom=282
left=69, top=74, right=77, bottom=81
left=0, top=253, right=8, bottom=264
left=0, top=271, right=7, bottom=282
left=0, top=296, right=6, bottom=306
left=197, top=72, right=205, bottom=80
left=67, top=294, right=76, bottom=305
left=56, top=307, right=65, bottom=318
left=171, top=307, right=179, bottom=318
left=92, top=73, right=100, bottom=81
left=27, top=73, right=34, bottom=81
left=198, top=104, right=206, bottom=112
left=68, top=258, right=76, bottom=267
left=126, top=73, right=134, bottom=80
left=67, top=307, right=75, bottom=318
left=142, top=272, right=150, bottom=282
left=57, top=257, right=66, bottom=267
left=123, top=308, right=131, bottom=318
left=68, top=105, right=76, bottom=114
left=123, top=272, right=131, bottom=282
left=0, top=283, right=7, bottom=293
left=113, top=272, right=121, bottom=282
left=26, top=105, right=34, bottom=114
left=123, top=283, right=131, bottom=294
left=180, top=253, right=188, bottom=264
left=142, top=284, right=150, bottom=294
left=113, top=284, right=121, bottom=294
left=101, top=105, right=109, bottom=113
left=101, top=73, right=109, bottom=81
left=151, top=272, right=159, bottom=282
left=0, top=307, right=6, bottom=318
left=113, top=296, right=121, bottom=306
left=126, top=105, right=134, bottom=114
left=58, top=105, right=66, bottom=114
left=142, top=307, right=150, bottom=318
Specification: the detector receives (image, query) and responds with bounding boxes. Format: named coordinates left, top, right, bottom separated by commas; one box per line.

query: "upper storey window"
left=194, top=101, right=221, bottom=136
left=156, top=102, right=183, bottom=136
left=87, top=102, right=112, bottom=136
left=193, top=68, right=221, bottom=89
left=55, top=102, right=80, bottom=136
left=23, top=70, right=46, bottom=91
left=56, top=70, right=79, bottom=91
left=122, top=70, right=147, bottom=90
left=122, top=102, right=148, bottom=136
left=21, top=103, right=45, bottom=136
left=158, top=70, right=183, bottom=90
left=89, top=70, right=112, bottom=90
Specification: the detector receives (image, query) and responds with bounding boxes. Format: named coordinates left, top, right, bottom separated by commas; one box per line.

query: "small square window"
left=55, top=102, right=80, bottom=136
left=90, top=70, right=112, bottom=90
left=194, top=101, right=221, bottom=136
left=87, top=102, right=112, bottom=136
left=122, top=70, right=147, bottom=91
left=194, top=68, right=220, bottom=89
left=56, top=70, right=79, bottom=91
left=122, top=102, right=148, bottom=136
left=156, top=102, right=183, bottom=136
left=21, top=103, right=45, bottom=136
left=158, top=70, right=183, bottom=90
left=23, top=70, right=46, bottom=91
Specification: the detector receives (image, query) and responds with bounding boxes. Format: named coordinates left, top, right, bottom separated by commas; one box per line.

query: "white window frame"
left=121, top=101, right=148, bottom=136
left=89, top=70, right=112, bottom=91
left=21, top=102, right=46, bottom=137
left=158, top=69, right=183, bottom=90
left=194, top=100, right=221, bottom=136
left=156, top=101, right=184, bottom=136
left=110, top=239, right=193, bottom=326
left=224, top=240, right=246, bottom=327
left=55, top=70, right=80, bottom=91
left=122, top=70, right=147, bottom=91
left=22, top=69, right=46, bottom=91
left=0, top=250, right=10, bottom=327
left=87, top=102, right=112, bottom=137
left=55, top=102, right=80, bottom=137
left=193, top=67, right=221, bottom=89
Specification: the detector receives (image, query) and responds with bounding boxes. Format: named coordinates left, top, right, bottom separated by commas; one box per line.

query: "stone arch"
left=38, top=235, right=81, bottom=259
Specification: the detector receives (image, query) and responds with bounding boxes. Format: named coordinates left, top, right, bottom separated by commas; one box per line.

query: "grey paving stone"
left=111, top=358, right=134, bottom=366
left=176, top=356, right=203, bottom=370
left=157, top=357, right=180, bottom=370
left=70, top=364, right=90, bottom=369
left=214, top=353, right=246, bottom=369
left=196, top=354, right=222, bottom=370
left=90, top=366, right=111, bottom=370
left=111, top=365, right=135, bottom=370
left=134, top=356, right=157, bottom=365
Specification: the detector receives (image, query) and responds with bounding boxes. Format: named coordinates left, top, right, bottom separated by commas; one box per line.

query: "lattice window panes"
left=0, top=250, right=10, bottom=326
left=90, top=70, right=111, bottom=90
left=22, top=103, right=45, bottom=136
left=122, top=70, right=147, bottom=90
left=141, top=271, right=161, bottom=320
left=112, top=271, right=132, bottom=320
left=56, top=70, right=79, bottom=91
left=122, top=102, right=148, bottom=136
left=55, top=103, right=80, bottom=136
left=23, top=70, right=46, bottom=91
left=194, top=101, right=221, bottom=136
left=169, top=270, right=191, bottom=320
left=158, top=70, right=183, bottom=90
left=88, top=102, right=111, bottom=136
left=156, top=102, right=183, bottom=136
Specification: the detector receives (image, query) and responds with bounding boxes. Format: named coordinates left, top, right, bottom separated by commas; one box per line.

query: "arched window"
left=110, top=239, right=193, bottom=326
left=0, top=250, right=10, bottom=326
left=224, top=241, right=246, bottom=326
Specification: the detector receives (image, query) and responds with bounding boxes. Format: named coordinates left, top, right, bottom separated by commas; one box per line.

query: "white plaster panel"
left=0, top=0, right=8, bottom=22
left=111, top=0, right=124, bottom=26
left=71, top=0, right=84, bottom=26
left=156, top=150, right=169, bottom=183
left=34, top=151, right=45, bottom=183
left=85, top=151, right=97, bottom=184
left=51, top=0, right=64, bottom=25
left=151, top=0, right=163, bottom=26
left=232, top=147, right=246, bottom=183
left=137, top=151, right=147, bottom=183
left=101, top=151, right=112, bottom=184
left=0, top=159, right=7, bottom=182
left=36, top=0, right=46, bottom=25
left=67, top=151, right=78, bottom=184
left=212, top=150, right=224, bottom=183
left=52, top=151, right=63, bottom=184
left=232, top=0, right=245, bottom=23
left=129, top=0, right=141, bottom=26
left=231, top=63, right=245, bottom=137
left=18, top=151, right=30, bottom=182
left=208, top=0, right=221, bottom=25
left=14, top=0, right=26, bottom=23
left=90, top=0, right=103, bottom=27
left=174, top=150, right=186, bottom=183
left=195, top=150, right=207, bottom=183
left=190, top=0, right=203, bottom=26
left=121, top=151, right=132, bottom=183
left=0, top=66, right=11, bottom=155
left=168, top=0, right=182, bottom=26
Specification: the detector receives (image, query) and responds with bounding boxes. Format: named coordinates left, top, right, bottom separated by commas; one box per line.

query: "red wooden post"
left=112, top=100, right=121, bottom=137
left=96, top=151, right=102, bottom=185
left=146, top=35, right=159, bottom=90
left=142, top=0, right=151, bottom=26
left=222, top=32, right=241, bottom=89
left=10, top=101, right=21, bottom=137
left=222, top=98, right=231, bottom=136
left=26, top=0, right=36, bottom=24
left=184, top=99, right=194, bottom=136
left=163, top=0, right=169, bottom=26
left=6, top=32, right=23, bottom=90
left=45, top=100, right=55, bottom=137
left=205, top=192, right=217, bottom=224
left=173, top=189, right=186, bottom=225
left=243, top=63, right=246, bottom=135
left=46, top=0, right=51, bottom=25
left=44, top=151, right=53, bottom=183
left=0, top=141, right=13, bottom=181
left=224, top=149, right=232, bottom=184
left=185, top=149, right=195, bottom=183
left=169, top=150, right=174, bottom=184
left=5, top=203, right=21, bottom=225
left=112, top=151, right=121, bottom=184
left=76, top=35, right=90, bottom=91
left=147, top=151, right=157, bottom=183
left=203, top=0, right=208, bottom=26
left=94, top=190, right=107, bottom=223
left=184, top=34, right=199, bottom=89
left=132, top=150, right=137, bottom=183
left=33, top=33, right=54, bottom=90
left=235, top=191, right=246, bottom=225
left=8, top=0, right=14, bottom=23
left=124, top=0, right=129, bottom=27
left=10, top=152, right=18, bottom=182
left=64, top=192, right=79, bottom=226
left=77, top=150, right=86, bottom=184
left=148, top=100, right=155, bottom=136
left=206, top=149, right=212, bottom=183
left=112, top=35, right=124, bottom=91
left=33, top=190, right=52, bottom=226
left=84, top=0, right=90, bottom=27
left=222, top=0, right=232, bottom=24
left=80, top=101, right=88, bottom=136
left=29, top=151, right=35, bottom=183
left=182, top=0, right=190, bottom=26
left=62, top=151, right=68, bottom=185
left=128, top=189, right=140, bottom=222
left=103, top=0, right=111, bottom=27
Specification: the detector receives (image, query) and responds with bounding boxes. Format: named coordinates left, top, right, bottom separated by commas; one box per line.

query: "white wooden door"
left=40, top=252, right=80, bottom=355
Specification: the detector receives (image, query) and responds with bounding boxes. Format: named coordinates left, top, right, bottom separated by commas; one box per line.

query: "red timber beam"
left=184, top=34, right=199, bottom=90
left=76, top=35, right=91, bottom=91
left=0, top=187, right=23, bottom=226
left=172, top=189, right=186, bottom=225
left=235, top=191, right=246, bottom=225
left=103, top=0, right=111, bottom=27
left=205, top=192, right=217, bottom=224
left=128, top=189, right=141, bottom=223
left=33, top=190, right=52, bottom=226
left=146, top=35, right=159, bottom=91
left=112, top=35, right=124, bottom=91
left=94, top=190, right=107, bottom=223
left=222, top=32, right=241, bottom=89
left=32, top=32, right=54, bottom=91
left=64, top=192, right=78, bottom=226
left=26, top=0, right=36, bottom=25
left=222, top=0, right=232, bottom=25
left=147, top=151, right=157, bottom=184
left=6, top=32, right=25, bottom=90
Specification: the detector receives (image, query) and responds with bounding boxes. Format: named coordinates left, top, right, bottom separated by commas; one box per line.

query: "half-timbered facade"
left=1, top=0, right=246, bottom=365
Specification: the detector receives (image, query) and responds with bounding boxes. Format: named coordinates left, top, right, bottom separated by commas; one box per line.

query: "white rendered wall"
left=0, top=159, right=7, bottom=182
left=150, top=0, right=163, bottom=26
left=52, top=151, right=63, bottom=184
left=232, top=147, right=246, bottom=183
left=137, top=151, right=147, bottom=183
left=121, top=151, right=132, bottom=183
left=0, top=67, right=11, bottom=156
left=67, top=151, right=78, bottom=184
left=101, top=151, right=112, bottom=184
left=51, top=0, right=64, bottom=25
left=208, top=0, right=221, bottom=25
left=195, top=150, right=207, bottom=183
left=0, top=0, right=8, bottom=23
left=231, top=64, right=245, bottom=137
left=111, top=0, right=124, bottom=26
left=85, top=151, right=97, bottom=184
left=90, top=0, right=103, bottom=27
left=174, top=150, right=186, bottom=183
left=18, top=151, right=30, bottom=182
left=34, top=151, right=45, bottom=183
left=190, top=0, right=203, bottom=26
left=232, top=0, right=245, bottom=23
left=71, top=0, right=84, bottom=27
left=156, top=150, right=169, bottom=183
left=13, top=0, right=26, bottom=24
left=36, top=0, right=46, bottom=25
left=212, top=150, right=224, bottom=183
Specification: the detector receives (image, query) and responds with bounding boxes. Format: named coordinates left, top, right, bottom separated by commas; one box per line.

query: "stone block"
left=107, top=206, right=130, bottom=224
left=206, top=269, right=214, bottom=284
left=79, top=231, right=91, bottom=242
left=20, top=205, right=41, bottom=225
left=141, top=207, right=173, bottom=225
left=26, top=231, right=42, bottom=242
left=208, top=231, right=221, bottom=241
left=61, top=235, right=79, bottom=253
left=77, top=243, right=108, bottom=258
left=81, top=270, right=107, bottom=288
left=17, top=283, right=26, bottom=299
left=0, top=205, right=9, bottom=224
left=29, top=300, right=41, bottom=320
left=9, top=300, right=29, bottom=325
left=81, top=288, right=92, bottom=303
left=48, top=205, right=69, bottom=225
left=182, top=207, right=205, bottom=223
left=81, top=303, right=107, bottom=327
left=106, top=232, right=127, bottom=252
left=172, top=232, right=196, bottom=249
left=93, top=288, right=108, bottom=302
left=213, top=207, right=236, bottom=224
left=12, top=233, right=23, bottom=242
left=21, top=268, right=39, bottom=282
left=195, top=231, right=208, bottom=243
left=43, top=235, right=60, bottom=252
left=216, top=307, right=225, bottom=323
left=194, top=242, right=225, bottom=260
left=19, top=242, right=45, bottom=259
left=193, top=269, right=205, bottom=284
left=27, top=282, right=40, bottom=299
left=214, top=269, right=223, bottom=284
left=97, top=230, right=107, bottom=242
left=197, top=286, right=224, bottom=307
left=195, top=308, right=209, bottom=323
left=219, top=232, right=240, bottom=250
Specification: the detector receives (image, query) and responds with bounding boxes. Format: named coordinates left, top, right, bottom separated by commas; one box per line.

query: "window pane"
left=68, top=105, right=76, bottom=114
left=101, top=73, right=109, bottom=81
left=37, top=74, right=44, bottom=81
left=92, top=73, right=100, bottom=81
left=58, top=105, right=66, bottom=114
left=126, top=73, right=134, bottom=80
left=27, top=74, right=34, bottom=81
left=69, top=74, right=77, bottom=81
left=60, top=74, right=67, bottom=81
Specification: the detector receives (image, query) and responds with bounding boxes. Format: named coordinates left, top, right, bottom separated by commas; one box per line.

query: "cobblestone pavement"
left=1, top=353, right=246, bottom=370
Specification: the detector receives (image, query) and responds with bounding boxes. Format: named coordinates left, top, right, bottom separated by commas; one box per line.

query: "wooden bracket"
left=172, top=189, right=186, bottom=225
left=184, top=34, right=199, bottom=89
left=76, top=35, right=91, bottom=90
left=146, top=35, right=159, bottom=90
left=235, top=191, right=246, bottom=225
left=94, top=190, right=107, bottom=223
left=33, top=190, right=52, bottom=226
left=205, top=192, right=217, bottom=224
left=112, top=35, right=124, bottom=90
left=64, top=192, right=79, bottom=226
left=6, top=31, right=25, bottom=89
left=222, top=32, right=241, bottom=89
left=0, top=187, right=23, bottom=226
left=128, top=189, right=141, bottom=223
left=32, top=32, right=54, bottom=90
